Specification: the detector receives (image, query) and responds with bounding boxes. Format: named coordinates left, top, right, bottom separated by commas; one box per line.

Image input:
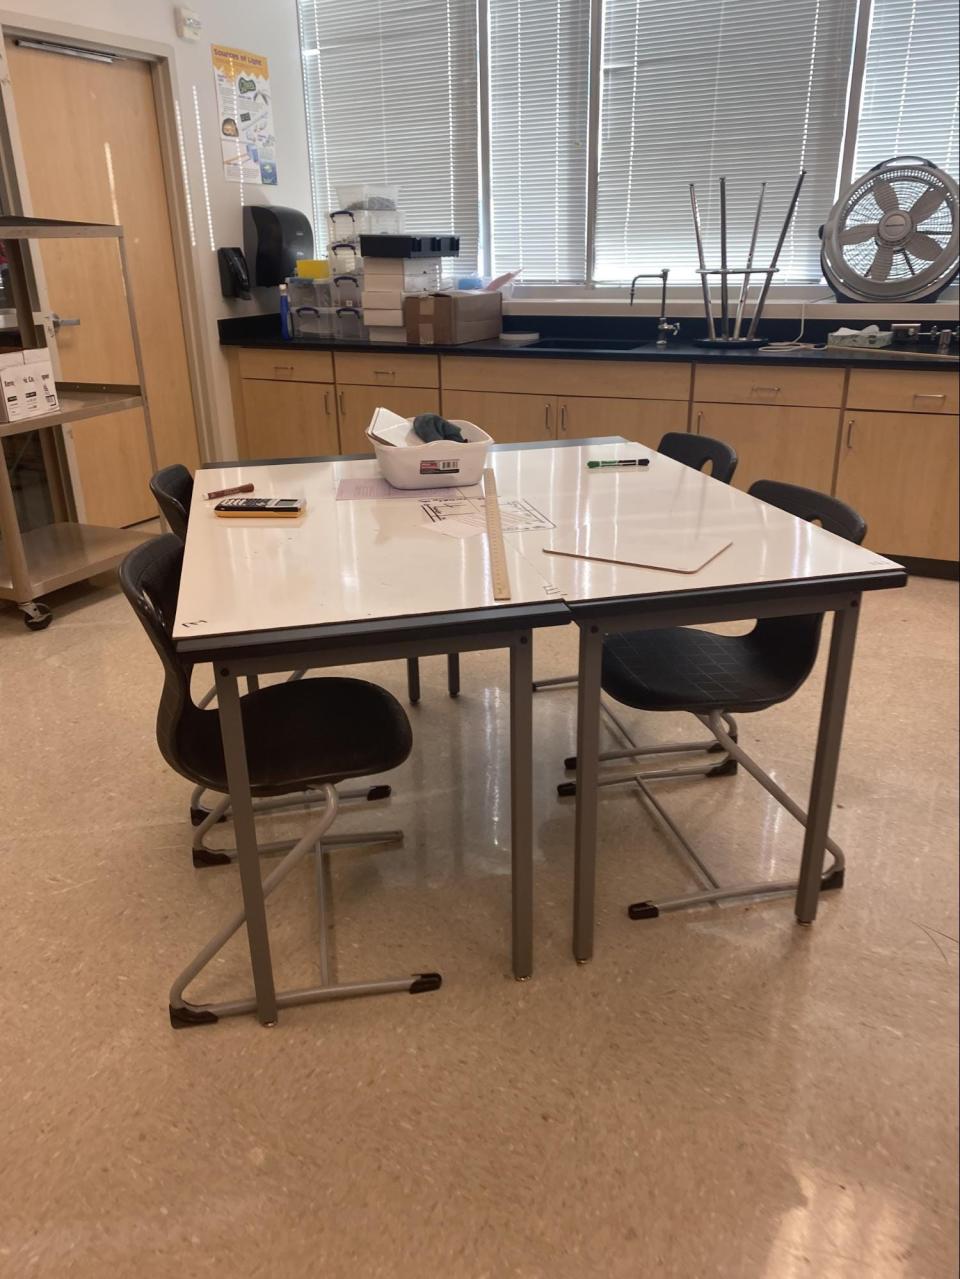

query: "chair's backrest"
left=149, top=464, right=193, bottom=541
left=658, top=432, right=738, bottom=484
left=119, top=534, right=196, bottom=782
left=748, top=480, right=867, bottom=545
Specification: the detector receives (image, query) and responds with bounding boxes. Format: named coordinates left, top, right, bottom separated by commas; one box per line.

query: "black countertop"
left=219, top=314, right=959, bottom=372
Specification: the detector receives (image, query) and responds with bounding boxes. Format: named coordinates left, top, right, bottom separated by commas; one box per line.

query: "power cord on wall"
left=761, top=294, right=834, bottom=351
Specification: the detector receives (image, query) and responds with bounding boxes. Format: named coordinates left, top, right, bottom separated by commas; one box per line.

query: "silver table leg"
left=795, top=600, right=861, bottom=924
left=214, top=667, right=278, bottom=1025
left=509, top=631, right=534, bottom=980
left=573, top=624, right=604, bottom=963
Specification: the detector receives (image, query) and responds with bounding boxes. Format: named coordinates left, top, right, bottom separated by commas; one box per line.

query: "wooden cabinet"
left=559, top=396, right=686, bottom=447
left=239, top=378, right=339, bottom=459
left=442, top=355, right=692, bottom=401
left=693, top=363, right=844, bottom=408
left=847, top=368, right=958, bottom=416
left=691, top=403, right=841, bottom=494
left=335, top=351, right=439, bottom=389
left=237, top=348, right=334, bottom=383
left=337, top=384, right=440, bottom=454
left=441, top=389, right=554, bottom=444
left=835, top=411, right=959, bottom=559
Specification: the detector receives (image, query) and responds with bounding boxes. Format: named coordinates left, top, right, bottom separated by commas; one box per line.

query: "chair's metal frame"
left=170, top=785, right=440, bottom=1027
left=557, top=699, right=845, bottom=918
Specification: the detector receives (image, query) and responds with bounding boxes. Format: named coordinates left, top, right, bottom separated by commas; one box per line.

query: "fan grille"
left=840, top=167, right=955, bottom=282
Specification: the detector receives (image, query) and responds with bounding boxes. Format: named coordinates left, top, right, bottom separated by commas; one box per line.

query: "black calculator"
left=214, top=497, right=305, bottom=518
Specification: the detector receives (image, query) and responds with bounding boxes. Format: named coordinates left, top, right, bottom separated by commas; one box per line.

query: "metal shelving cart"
left=0, top=215, right=157, bottom=629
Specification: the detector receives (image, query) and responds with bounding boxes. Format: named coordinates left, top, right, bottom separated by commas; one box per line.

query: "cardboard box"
left=403, top=291, right=502, bottom=346
left=0, top=351, right=28, bottom=423
left=23, top=349, right=59, bottom=416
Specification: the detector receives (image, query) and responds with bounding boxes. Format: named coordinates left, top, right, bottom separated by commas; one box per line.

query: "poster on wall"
left=211, top=44, right=278, bottom=186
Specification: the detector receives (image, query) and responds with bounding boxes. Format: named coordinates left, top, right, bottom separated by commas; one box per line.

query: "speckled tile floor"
left=0, top=573, right=956, bottom=1278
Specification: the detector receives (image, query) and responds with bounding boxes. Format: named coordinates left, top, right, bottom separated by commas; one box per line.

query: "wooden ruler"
left=482, top=467, right=512, bottom=601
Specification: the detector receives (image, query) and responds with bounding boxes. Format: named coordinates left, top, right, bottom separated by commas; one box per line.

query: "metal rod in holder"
left=734, top=182, right=766, bottom=339
left=746, top=170, right=806, bottom=339
left=689, top=184, right=715, bottom=340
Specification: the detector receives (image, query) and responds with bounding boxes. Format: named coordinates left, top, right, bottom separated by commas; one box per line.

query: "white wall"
left=1, top=0, right=312, bottom=457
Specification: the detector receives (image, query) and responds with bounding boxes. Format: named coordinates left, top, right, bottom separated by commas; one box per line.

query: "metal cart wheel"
left=20, top=601, right=52, bottom=631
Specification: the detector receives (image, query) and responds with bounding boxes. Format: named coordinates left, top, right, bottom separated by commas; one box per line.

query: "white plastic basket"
left=366, top=411, right=491, bottom=489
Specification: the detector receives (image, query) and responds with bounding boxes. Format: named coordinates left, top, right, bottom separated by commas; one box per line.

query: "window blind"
left=297, top=0, right=479, bottom=270
left=487, top=0, right=590, bottom=282
left=853, top=0, right=960, bottom=178
left=593, top=0, right=858, bottom=284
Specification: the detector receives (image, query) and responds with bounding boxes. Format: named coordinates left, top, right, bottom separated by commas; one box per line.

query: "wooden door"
left=338, top=384, right=440, bottom=454
left=440, top=389, right=556, bottom=445
left=239, top=379, right=340, bottom=460
left=692, top=403, right=841, bottom=494
left=835, top=411, right=959, bottom=559
left=6, top=41, right=199, bottom=526
left=559, top=396, right=686, bottom=448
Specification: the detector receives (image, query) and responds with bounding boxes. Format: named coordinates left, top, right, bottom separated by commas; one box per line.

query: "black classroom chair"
left=120, top=534, right=439, bottom=1027
left=558, top=480, right=868, bottom=921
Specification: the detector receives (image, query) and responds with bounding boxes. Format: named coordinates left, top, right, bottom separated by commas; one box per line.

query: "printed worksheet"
left=420, top=497, right=554, bottom=532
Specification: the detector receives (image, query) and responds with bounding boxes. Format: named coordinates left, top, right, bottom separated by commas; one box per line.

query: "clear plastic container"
left=336, top=183, right=400, bottom=212
left=334, top=306, right=368, bottom=342
left=291, top=306, right=335, bottom=339
left=328, top=208, right=403, bottom=241
left=328, top=240, right=362, bottom=274
left=286, top=277, right=333, bottom=310
left=332, top=273, right=363, bottom=307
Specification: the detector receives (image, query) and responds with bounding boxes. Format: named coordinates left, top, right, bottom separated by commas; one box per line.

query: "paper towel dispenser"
left=243, top=205, right=314, bottom=286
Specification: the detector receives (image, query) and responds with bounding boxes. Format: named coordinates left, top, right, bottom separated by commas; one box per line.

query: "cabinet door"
left=692, top=403, right=840, bottom=493
left=239, top=379, right=339, bottom=460
left=559, top=396, right=687, bottom=448
left=835, top=411, right=959, bottom=559
left=441, top=389, right=556, bottom=445
left=338, top=384, right=440, bottom=454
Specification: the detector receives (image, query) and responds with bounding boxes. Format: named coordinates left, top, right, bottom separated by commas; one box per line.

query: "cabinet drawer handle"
left=559, top=403, right=567, bottom=433
left=338, top=391, right=345, bottom=417
left=544, top=402, right=552, bottom=433
left=373, top=369, right=397, bottom=383
left=695, top=411, right=703, bottom=435
left=913, top=392, right=946, bottom=403
left=845, top=418, right=855, bottom=449
left=273, top=365, right=295, bottom=376
left=750, top=385, right=781, bottom=394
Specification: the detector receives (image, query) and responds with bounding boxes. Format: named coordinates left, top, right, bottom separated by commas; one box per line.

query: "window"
left=594, top=0, right=858, bottom=283
left=488, top=0, right=590, bottom=281
left=853, top=0, right=960, bottom=178
left=298, top=1, right=959, bottom=290
left=297, top=0, right=480, bottom=269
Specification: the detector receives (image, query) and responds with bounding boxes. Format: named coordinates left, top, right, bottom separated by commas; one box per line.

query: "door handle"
left=338, top=391, right=346, bottom=417
left=544, top=402, right=552, bottom=434
left=695, top=411, right=703, bottom=435
left=51, top=313, right=81, bottom=329
left=324, top=390, right=331, bottom=417
left=845, top=417, right=855, bottom=449
left=559, top=403, right=567, bottom=433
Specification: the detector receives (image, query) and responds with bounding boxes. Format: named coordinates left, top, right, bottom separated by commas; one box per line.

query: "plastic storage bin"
left=291, top=306, right=335, bottom=339
left=337, top=183, right=400, bottom=211
left=334, top=306, right=368, bottom=341
left=328, top=209, right=403, bottom=241
left=286, top=277, right=333, bottom=310
left=328, top=241, right=362, bottom=274
left=332, top=273, right=363, bottom=306
left=366, top=415, right=492, bottom=490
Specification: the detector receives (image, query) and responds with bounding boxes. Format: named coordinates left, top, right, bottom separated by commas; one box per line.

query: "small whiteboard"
left=544, top=526, right=731, bottom=574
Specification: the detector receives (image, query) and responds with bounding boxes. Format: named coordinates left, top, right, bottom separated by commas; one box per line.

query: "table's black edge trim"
left=175, top=600, right=571, bottom=659
left=197, top=437, right=626, bottom=469
left=564, top=567, right=908, bottom=620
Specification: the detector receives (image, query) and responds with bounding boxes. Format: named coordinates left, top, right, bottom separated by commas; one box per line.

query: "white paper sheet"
left=419, top=496, right=554, bottom=532
left=336, top=477, right=482, bottom=501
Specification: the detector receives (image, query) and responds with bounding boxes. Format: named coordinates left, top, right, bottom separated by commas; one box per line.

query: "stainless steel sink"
left=528, top=337, right=649, bottom=352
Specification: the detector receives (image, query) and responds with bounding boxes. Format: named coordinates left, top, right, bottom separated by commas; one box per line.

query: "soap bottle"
left=279, top=283, right=292, bottom=340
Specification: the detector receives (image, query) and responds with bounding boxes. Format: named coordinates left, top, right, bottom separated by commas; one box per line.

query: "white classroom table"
left=175, top=438, right=905, bottom=1022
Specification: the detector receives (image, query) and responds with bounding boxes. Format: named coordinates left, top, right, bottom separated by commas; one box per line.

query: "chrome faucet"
left=628, top=268, right=679, bottom=346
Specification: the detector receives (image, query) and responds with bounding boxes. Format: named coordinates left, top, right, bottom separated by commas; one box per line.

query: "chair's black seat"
left=178, top=677, right=413, bottom=796
left=601, top=616, right=822, bottom=715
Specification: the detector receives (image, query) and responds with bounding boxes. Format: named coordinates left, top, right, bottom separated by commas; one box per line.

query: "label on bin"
left=420, top=459, right=461, bottom=475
